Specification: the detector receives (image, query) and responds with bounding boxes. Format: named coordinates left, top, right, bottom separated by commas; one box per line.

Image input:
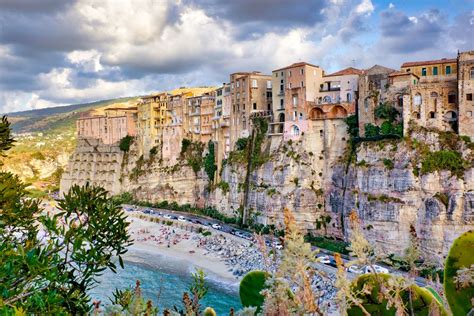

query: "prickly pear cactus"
left=239, top=270, right=269, bottom=311
left=347, top=273, right=448, bottom=316
left=444, top=230, right=474, bottom=315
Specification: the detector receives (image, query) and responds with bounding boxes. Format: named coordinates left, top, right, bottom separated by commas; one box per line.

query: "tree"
left=0, top=116, right=132, bottom=313
left=119, top=135, right=133, bottom=152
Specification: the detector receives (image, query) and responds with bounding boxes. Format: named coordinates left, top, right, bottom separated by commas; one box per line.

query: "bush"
left=180, top=138, right=191, bottom=156
left=304, top=235, right=349, bottom=254
left=216, top=181, right=230, bottom=194
left=235, top=138, right=248, bottom=151
left=382, top=158, right=394, bottom=170
left=344, top=114, right=359, bottom=138
left=374, top=102, right=399, bottom=122
left=364, top=123, right=379, bottom=138
left=420, top=150, right=466, bottom=177
left=119, top=135, right=133, bottom=152
left=204, top=141, right=217, bottom=182
left=149, top=146, right=158, bottom=156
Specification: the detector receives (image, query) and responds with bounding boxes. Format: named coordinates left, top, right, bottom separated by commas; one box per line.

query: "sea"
left=89, top=249, right=242, bottom=314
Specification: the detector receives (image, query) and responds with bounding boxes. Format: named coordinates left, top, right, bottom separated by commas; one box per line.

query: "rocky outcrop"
left=60, top=122, right=474, bottom=261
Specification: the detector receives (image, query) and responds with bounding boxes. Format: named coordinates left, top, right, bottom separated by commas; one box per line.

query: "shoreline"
left=127, top=215, right=245, bottom=285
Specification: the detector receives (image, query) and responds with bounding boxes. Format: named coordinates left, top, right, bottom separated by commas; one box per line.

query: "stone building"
left=357, top=65, right=398, bottom=136
left=270, top=62, right=323, bottom=138
left=309, top=67, right=361, bottom=123
left=458, top=50, right=474, bottom=140
left=229, top=72, right=272, bottom=148
left=76, top=111, right=137, bottom=145
left=401, top=58, right=459, bottom=134
left=212, top=84, right=231, bottom=179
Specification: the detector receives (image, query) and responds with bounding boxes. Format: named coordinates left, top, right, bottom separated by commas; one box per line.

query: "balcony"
left=250, top=110, right=273, bottom=119
left=319, top=87, right=340, bottom=92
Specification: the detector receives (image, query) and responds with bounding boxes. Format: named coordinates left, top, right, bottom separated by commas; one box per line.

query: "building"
left=229, top=72, right=272, bottom=147
left=136, top=92, right=170, bottom=157
left=76, top=108, right=137, bottom=145
left=358, top=65, right=399, bottom=136
left=212, top=83, right=232, bottom=179
left=401, top=58, right=458, bottom=134
left=458, top=50, right=474, bottom=140
left=270, top=62, right=323, bottom=138
left=310, top=67, right=361, bottom=121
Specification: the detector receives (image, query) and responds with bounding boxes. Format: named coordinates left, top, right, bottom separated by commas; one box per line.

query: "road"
left=123, top=203, right=428, bottom=286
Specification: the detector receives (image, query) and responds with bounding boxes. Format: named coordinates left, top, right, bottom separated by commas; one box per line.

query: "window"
left=292, top=95, right=298, bottom=106
left=291, top=125, right=300, bottom=136
left=433, top=66, right=438, bottom=76
left=299, top=112, right=303, bottom=120
left=280, top=99, right=284, bottom=108
left=293, top=111, right=297, bottom=121
left=275, top=73, right=278, bottom=77
left=300, top=68, right=304, bottom=75
left=267, top=80, right=271, bottom=89
left=288, top=83, right=292, bottom=89
left=252, top=79, right=258, bottom=88
left=253, top=103, right=257, bottom=110
left=364, top=98, right=369, bottom=111
left=467, top=111, right=473, bottom=117
left=471, top=67, right=474, bottom=79
left=446, top=65, right=451, bottom=75
left=288, top=70, right=292, bottom=77
left=448, top=92, right=456, bottom=104
left=323, top=96, right=332, bottom=103
left=301, top=81, right=304, bottom=87
left=414, top=93, right=422, bottom=106
left=267, top=103, right=271, bottom=110
left=280, top=84, right=284, bottom=91
left=429, top=112, right=436, bottom=119
left=319, top=129, right=323, bottom=137
left=281, top=71, right=283, bottom=76
left=347, top=93, right=352, bottom=102
left=236, top=81, right=240, bottom=88
left=397, top=95, right=403, bottom=107
left=467, top=93, right=473, bottom=101
left=421, top=68, right=427, bottom=76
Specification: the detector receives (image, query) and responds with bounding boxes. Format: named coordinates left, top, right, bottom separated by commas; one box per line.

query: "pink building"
left=77, top=112, right=137, bottom=145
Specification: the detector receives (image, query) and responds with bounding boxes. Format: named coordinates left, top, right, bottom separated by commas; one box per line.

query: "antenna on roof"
left=352, top=59, right=356, bottom=67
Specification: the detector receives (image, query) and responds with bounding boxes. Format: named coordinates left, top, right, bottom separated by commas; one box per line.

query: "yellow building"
left=401, top=58, right=457, bottom=78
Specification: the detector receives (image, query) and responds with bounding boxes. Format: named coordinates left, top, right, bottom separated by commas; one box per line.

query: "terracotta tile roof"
left=388, top=71, right=419, bottom=78
left=324, top=67, right=362, bottom=77
left=401, top=58, right=456, bottom=68
left=273, top=62, right=319, bottom=72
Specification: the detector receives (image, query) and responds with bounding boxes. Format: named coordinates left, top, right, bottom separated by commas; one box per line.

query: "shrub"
left=420, top=150, right=466, bottom=177
left=149, top=146, right=158, bottom=156
left=180, top=138, right=191, bottom=155
left=119, top=135, right=133, bottom=152
left=382, top=158, right=394, bottom=170
left=344, top=114, right=359, bottom=138
left=364, top=123, right=379, bottom=138
left=204, top=141, right=217, bottom=182
left=216, top=181, right=230, bottom=194
left=374, top=102, right=399, bottom=122
left=235, top=137, right=248, bottom=151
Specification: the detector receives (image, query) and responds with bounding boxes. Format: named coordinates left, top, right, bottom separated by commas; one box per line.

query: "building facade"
left=458, top=51, right=474, bottom=140
left=76, top=111, right=136, bottom=145
left=229, top=72, right=272, bottom=147
left=212, top=84, right=232, bottom=178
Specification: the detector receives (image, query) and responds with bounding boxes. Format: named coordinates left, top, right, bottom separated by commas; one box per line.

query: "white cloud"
left=355, top=0, right=374, bottom=16
left=389, top=3, right=395, bottom=9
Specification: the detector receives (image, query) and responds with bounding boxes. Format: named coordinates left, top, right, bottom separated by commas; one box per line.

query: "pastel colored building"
left=212, top=83, right=231, bottom=179
left=271, top=62, right=323, bottom=138
left=229, top=71, right=272, bottom=148
left=458, top=50, right=474, bottom=140
left=76, top=112, right=136, bottom=145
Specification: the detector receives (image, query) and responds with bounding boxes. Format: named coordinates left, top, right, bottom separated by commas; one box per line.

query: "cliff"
left=60, top=121, right=474, bottom=261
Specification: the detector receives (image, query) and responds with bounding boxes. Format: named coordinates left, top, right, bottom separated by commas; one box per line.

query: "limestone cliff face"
left=60, top=122, right=473, bottom=260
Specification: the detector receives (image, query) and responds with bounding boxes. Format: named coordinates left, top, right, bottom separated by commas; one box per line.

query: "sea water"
left=90, top=250, right=242, bottom=314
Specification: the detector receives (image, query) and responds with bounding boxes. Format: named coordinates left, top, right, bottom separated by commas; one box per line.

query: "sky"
left=0, top=0, right=473, bottom=114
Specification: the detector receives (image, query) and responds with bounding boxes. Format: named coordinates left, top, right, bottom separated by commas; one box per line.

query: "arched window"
left=448, top=91, right=456, bottom=104
left=430, top=92, right=438, bottom=98
left=323, top=96, right=332, bottom=103
left=278, top=113, right=285, bottom=122
left=364, top=98, right=369, bottom=111
left=397, top=95, right=403, bottom=107
left=347, top=93, right=352, bottom=102
left=414, top=93, right=422, bottom=106
left=413, top=111, right=420, bottom=119
left=291, top=125, right=300, bottom=136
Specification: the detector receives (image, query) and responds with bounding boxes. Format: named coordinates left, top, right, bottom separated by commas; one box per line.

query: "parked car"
left=347, top=265, right=364, bottom=274
left=195, top=220, right=203, bottom=225
left=364, top=264, right=389, bottom=274
left=178, top=216, right=186, bottom=222
left=143, top=209, right=151, bottom=214
left=163, top=214, right=172, bottom=219
left=171, top=215, right=178, bottom=220
left=212, top=223, right=222, bottom=230
left=317, top=255, right=331, bottom=264
left=328, top=258, right=338, bottom=268
left=272, top=242, right=283, bottom=249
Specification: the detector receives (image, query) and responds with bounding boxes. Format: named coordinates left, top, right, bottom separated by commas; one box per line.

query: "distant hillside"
left=6, top=97, right=138, bottom=133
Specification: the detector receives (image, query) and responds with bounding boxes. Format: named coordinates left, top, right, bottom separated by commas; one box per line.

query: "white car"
left=163, top=214, right=172, bottom=219
left=211, top=223, right=222, bottom=230
left=363, top=264, right=389, bottom=274
left=178, top=216, right=186, bottom=222
left=317, top=255, right=331, bottom=264
left=348, top=265, right=364, bottom=274
left=272, top=242, right=283, bottom=249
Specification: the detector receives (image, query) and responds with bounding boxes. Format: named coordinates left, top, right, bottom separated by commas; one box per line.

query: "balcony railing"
left=319, top=87, right=341, bottom=92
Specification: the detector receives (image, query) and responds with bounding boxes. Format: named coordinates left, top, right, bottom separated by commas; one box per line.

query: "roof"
left=324, top=67, right=362, bottom=77
left=362, top=64, right=397, bottom=75
left=401, top=58, right=456, bottom=68
left=388, top=71, right=419, bottom=79
left=273, top=62, right=319, bottom=72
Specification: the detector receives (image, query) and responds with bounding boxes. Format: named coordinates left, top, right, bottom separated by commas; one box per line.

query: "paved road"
left=124, top=203, right=426, bottom=286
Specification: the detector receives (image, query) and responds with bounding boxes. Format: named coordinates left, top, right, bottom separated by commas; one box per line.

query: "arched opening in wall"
left=430, top=92, right=438, bottom=112
left=428, top=111, right=436, bottom=119
left=290, top=125, right=300, bottom=136
left=278, top=113, right=285, bottom=122
left=414, top=93, right=422, bottom=109
left=444, top=111, right=458, bottom=132
left=448, top=91, right=456, bottom=104
left=309, top=107, right=324, bottom=120
left=323, top=96, right=332, bottom=104
left=329, top=105, right=348, bottom=119
left=412, top=111, right=420, bottom=119
left=397, top=95, right=403, bottom=107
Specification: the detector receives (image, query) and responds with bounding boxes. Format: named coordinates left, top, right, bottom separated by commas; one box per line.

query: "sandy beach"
left=127, top=214, right=246, bottom=283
